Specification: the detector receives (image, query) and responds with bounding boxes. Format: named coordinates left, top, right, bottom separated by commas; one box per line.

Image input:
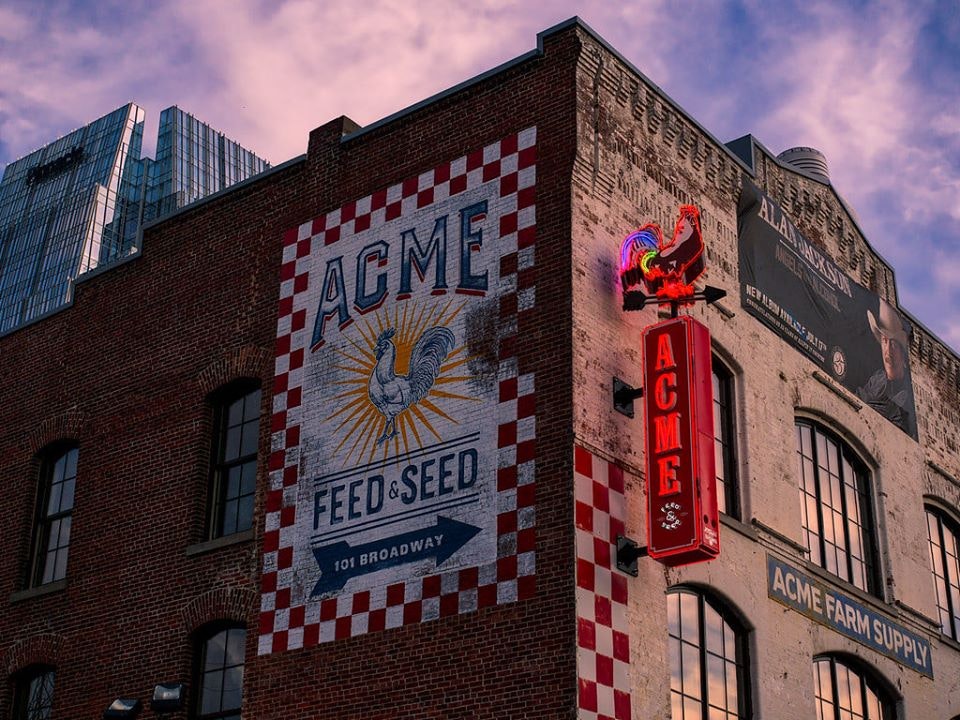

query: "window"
left=12, top=666, right=55, bottom=720
left=925, top=506, right=960, bottom=640
left=813, top=656, right=894, bottom=720
left=712, top=359, right=739, bottom=518
left=210, top=383, right=260, bottom=538
left=30, top=445, right=78, bottom=586
left=195, top=625, right=245, bottom=720
left=795, top=421, right=877, bottom=594
left=667, top=587, right=750, bottom=720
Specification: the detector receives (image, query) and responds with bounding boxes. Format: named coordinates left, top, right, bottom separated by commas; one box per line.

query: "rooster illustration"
left=368, top=326, right=456, bottom=445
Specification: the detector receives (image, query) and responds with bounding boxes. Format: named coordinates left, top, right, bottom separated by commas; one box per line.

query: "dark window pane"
left=222, top=666, right=243, bottom=710
left=225, top=427, right=241, bottom=460
left=33, top=446, right=78, bottom=587
left=227, top=466, right=241, bottom=499
left=13, top=668, right=55, bottom=720
left=240, top=461, right=257, bottom=495
left=711, top=360, right=738, bottom=518
left=59, top=477, right=75, bottom=511
left=198, top=627, right=245, bottom=719
left=795, top=421, right=875, bottom=594
left=212, top=384, right=261, bottom=538
left=205, top=630, right=227, bottom=669
left=236, top=496, right=254, bottom=533
left=240, top=421, right=258, bottom=456
left=926, top=507, right=960, bottom=640
left=227, top=398, right=244, bottom=426
left=200, top=669, right=223, bottom=715
left=243, top=389, right=261, bottom=421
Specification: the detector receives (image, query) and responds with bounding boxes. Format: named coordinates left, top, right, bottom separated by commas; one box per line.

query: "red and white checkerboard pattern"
left=258, top=128, right=538, bottom=655
left=575, top=445, right=632, bottom=720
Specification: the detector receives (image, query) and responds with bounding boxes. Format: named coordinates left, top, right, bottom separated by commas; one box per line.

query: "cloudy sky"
left=1, top=0, right=957, bottom=351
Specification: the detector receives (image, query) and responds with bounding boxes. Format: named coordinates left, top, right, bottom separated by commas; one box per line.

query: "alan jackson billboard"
left=738, top=178, right=918, bottom=439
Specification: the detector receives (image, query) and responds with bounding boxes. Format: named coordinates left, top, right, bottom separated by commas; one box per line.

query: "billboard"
left=259, top=128, right=538, bottom=654
left=643, top=315, right=720, bottom=565
left=738, top=178, right=917, bottom=439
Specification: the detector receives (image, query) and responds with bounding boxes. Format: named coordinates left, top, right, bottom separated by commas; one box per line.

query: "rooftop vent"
left=777, top=146, right=830, bottom=184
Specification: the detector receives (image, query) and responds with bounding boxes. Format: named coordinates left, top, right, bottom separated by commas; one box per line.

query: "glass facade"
left=0, top=105, right=269, bottom=332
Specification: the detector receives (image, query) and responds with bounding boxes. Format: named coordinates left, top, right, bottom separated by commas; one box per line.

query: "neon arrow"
left=310, top=515, right=482, bottom=597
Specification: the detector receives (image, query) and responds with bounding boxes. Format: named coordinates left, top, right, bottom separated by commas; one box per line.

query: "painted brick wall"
left=570, top=27, right=960, bottom=719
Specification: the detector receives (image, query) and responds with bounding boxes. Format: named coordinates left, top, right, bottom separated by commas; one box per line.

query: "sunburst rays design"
left=322, top=298, right=479, bottom=467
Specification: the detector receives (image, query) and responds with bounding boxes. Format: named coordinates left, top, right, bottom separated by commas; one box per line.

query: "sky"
left=1, top=0, right=958, bottom=352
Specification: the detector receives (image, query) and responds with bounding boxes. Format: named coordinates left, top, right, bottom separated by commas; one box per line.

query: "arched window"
left=30, top=444, right=78, bottom=586
left=194, top=624, right=246, bottom=720
left=813, top=655, right=895, bottom=720
left=712, top=358, right=739, bottom=519
left=209, top=381, right=261, bottom=538
left=667, top=587, right=751, bottom=719
left=11, top=665, right=55, bottom=720
left=795, top=421, right=877, bottom=594
left=925, top=505, right=960, bottom=640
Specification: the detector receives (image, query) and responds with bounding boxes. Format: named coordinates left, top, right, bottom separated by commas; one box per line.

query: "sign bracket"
left=612, top=377, right=643, bottom=417
left=615, top=535, right=648, bottom=576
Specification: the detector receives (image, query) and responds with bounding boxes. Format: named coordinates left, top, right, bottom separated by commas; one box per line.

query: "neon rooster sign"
left=619, top=205, right=706, bottom=302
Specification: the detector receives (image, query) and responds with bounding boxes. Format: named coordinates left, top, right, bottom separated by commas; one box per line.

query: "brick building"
left=3, top=18, right=959, bottom=720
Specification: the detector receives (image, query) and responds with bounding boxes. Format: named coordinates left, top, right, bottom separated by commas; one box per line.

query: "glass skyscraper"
left=0, top=104, right=269, bottom=333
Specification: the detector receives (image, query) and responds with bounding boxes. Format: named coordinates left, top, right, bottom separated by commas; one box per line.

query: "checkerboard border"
left=259, top=127, right=538, bottom=655
left=574, top=445, right=632, bottom=720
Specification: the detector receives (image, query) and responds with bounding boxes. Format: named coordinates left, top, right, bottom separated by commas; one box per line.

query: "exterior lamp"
left=103, top=698, right=142, bottom=719
left=151, top=683, right=186, bottom=713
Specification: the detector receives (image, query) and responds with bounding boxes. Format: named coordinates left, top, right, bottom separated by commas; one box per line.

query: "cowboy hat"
left=867, top=299, right=908, bottom=348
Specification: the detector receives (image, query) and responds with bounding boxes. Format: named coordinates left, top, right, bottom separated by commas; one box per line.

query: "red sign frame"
left=643, top=316, right=719, bottom=565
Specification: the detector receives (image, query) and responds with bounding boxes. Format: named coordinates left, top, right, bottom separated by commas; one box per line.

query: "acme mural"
left=259, top=128, right=538, bottom=654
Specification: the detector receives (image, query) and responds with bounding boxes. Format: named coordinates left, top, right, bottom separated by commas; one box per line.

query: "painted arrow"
left=310, top=515, right=482, bottom=597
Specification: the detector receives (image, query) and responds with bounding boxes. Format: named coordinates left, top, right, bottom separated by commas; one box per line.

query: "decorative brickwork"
left=574, top=446, right=631, bottom=720
left=196, top=344, right=272, bottom=396
left=2, top=633, right=63, bottom=676
left=181, top=587, right=258, bottom=633
left=25, top=409, right=88, bottom=454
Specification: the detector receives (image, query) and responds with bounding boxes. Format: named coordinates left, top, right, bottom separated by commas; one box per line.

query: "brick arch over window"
left=196, top=345, right=272, bottom=396
left=2, top=634, right=63, bottom=677
left=25, top=410, right=87, bottom=456
left=181, top=588, right=257, bottom=634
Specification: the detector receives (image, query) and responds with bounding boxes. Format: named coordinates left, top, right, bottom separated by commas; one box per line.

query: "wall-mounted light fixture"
left=103, top=698, right=142, bottom=719
left=151, top=683, right=186, bottom=713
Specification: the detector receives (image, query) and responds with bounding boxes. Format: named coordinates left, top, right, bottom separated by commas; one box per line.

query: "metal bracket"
left=622, top=285, right=728, bottom=317
left=615, top=535, right=647, bottom=576
left=613, top=377, right=643, bottom=418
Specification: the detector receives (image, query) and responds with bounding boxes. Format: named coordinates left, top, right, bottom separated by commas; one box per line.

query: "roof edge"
left=340, top=18, right=584, bottom=144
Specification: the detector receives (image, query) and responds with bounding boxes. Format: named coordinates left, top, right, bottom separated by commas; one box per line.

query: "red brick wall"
left=0, top=24, right=582, bottom=720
